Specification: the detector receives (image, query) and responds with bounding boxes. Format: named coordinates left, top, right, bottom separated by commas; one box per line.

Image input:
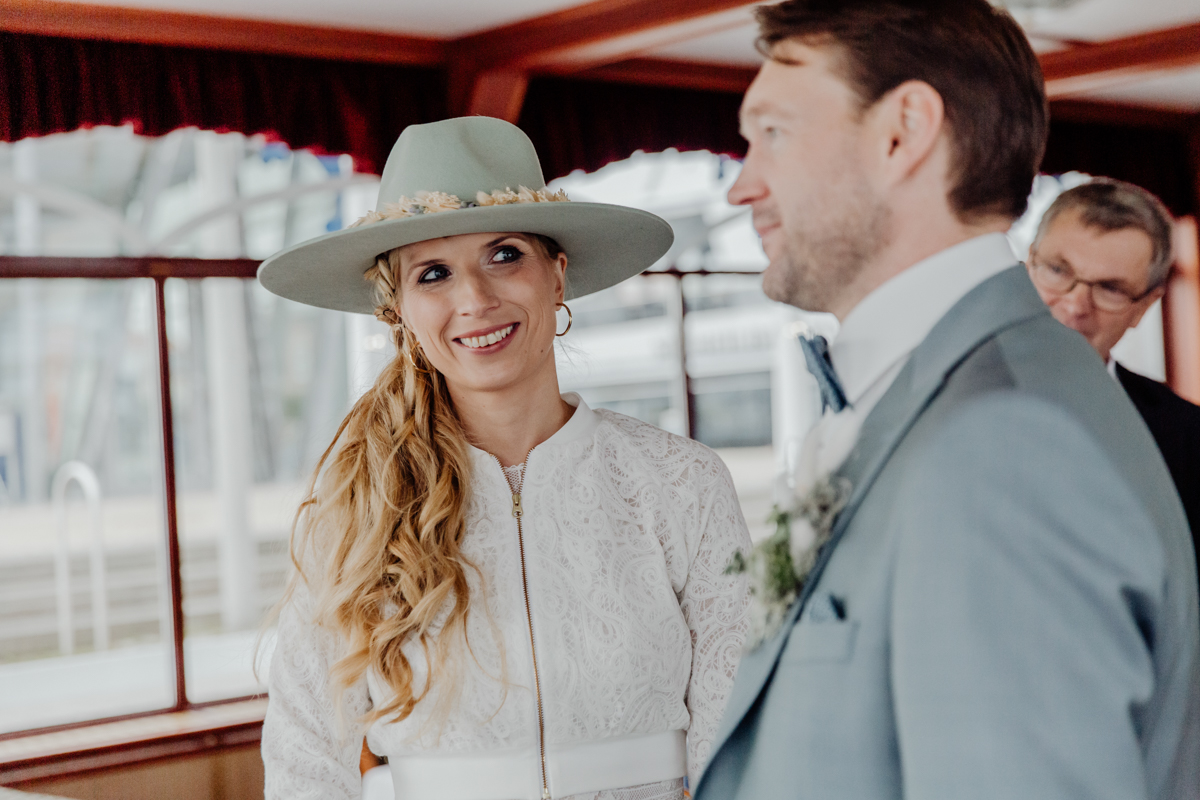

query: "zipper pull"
left=542, top=790, right=551, bottom=800
left=511, top=493, right=523, bottom=519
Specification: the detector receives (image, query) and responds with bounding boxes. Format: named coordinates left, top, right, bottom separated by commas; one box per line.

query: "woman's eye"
left=418, top=265, right=450, bottom=284
left=492, top=245, right=523, bottom=264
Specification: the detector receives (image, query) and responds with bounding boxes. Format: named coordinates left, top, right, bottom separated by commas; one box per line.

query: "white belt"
left=387, top=729, right=686, bottom=800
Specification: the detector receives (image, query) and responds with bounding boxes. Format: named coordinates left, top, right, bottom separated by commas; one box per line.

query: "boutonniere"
left=726, top=410, right=861, bottom=649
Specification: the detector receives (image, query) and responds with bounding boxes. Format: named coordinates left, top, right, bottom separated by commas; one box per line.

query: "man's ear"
left=1129, top=284, right=1167, bottom=329
left=871, top=80, right=946, bottom=185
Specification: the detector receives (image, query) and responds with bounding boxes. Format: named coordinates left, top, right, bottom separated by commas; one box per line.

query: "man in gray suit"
left=697, top=1, right=1200, bottom=798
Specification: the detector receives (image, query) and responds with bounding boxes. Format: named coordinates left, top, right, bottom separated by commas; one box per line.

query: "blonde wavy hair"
left=281, top=233, right=564, bottom=728
left=284, top=245, right=476, bottom=727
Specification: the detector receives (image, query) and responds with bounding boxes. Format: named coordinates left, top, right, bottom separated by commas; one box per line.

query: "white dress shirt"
left=804, top=233, right=1018, bottom=477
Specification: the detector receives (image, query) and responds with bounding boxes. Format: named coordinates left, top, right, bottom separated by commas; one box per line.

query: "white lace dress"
left=262, top=395, right=752, bottom=800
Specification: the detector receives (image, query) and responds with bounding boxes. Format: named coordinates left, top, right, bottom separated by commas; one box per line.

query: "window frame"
left=0, top=257, right=263, bottom=752
left=0, top=255, right=763, bottom=782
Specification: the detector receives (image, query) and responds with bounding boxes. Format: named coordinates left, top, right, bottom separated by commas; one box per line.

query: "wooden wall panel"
left=13, top=744, right=263, bottom=800
left=1165, top=217, right=1200, bottom=404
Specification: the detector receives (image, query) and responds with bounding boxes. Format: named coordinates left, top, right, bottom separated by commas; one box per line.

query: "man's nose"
left=1057, top=282, right=1095, bottom=317
left=727, top=152, right=764, bottom=207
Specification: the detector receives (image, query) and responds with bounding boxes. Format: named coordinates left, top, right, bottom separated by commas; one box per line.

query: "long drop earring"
left=397, top=318, right=431, bottom=374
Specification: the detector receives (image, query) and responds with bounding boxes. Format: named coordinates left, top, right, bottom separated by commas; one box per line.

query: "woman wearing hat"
left=259, top=117, right=751, bottom=800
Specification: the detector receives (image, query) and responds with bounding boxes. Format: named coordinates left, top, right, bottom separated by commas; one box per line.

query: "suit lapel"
left=707, top=266, right=1049, bottom=762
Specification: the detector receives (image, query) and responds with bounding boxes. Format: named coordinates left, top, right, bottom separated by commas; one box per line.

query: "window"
left=0, top=127, right=381, bottom=735
left=0, top=135, right=811, bottom=742
left=0, top=277, right=173, bottom=733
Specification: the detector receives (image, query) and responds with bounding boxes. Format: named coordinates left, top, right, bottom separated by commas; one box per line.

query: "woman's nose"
left=455, top=271, right=500, bottom=315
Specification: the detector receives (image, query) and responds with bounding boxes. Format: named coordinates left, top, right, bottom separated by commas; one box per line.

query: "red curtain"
left=518, top=76, right=747, bottom=179
left=1, top=29, right=1196, bottom=211
left=1043, top=119, right=1198, bottom=218
left=0, top=32, right=752, bottom=179
left=0, top=32, right=447, bottom=174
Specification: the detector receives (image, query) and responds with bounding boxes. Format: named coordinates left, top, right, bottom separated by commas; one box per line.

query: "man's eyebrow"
left=738, top=103, right=770, bottom=134
left=1045, top=254, right=1140, bottom=292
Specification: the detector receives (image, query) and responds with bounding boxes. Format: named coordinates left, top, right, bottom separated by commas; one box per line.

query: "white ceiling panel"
left=647, top=20, right=762, bottom=67
left=1003, top=0, right=1200, bottom=43
left=1072, top=65, right=1200, bottom=110
left=48, top=0, right=1200, bottom=43
left=43, top=0, right=1200, bottom=111
left=50, top=0, right=582, bottom=37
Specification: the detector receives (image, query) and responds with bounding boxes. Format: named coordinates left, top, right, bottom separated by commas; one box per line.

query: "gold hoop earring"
left=556, top=303, right=573, bottom=337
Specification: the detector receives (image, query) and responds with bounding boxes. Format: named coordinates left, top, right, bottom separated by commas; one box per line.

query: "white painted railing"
left=51, top=461, right=108, bottom=654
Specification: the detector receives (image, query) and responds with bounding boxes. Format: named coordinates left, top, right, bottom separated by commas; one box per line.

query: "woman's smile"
left=455, top=322, right=518, bottom=352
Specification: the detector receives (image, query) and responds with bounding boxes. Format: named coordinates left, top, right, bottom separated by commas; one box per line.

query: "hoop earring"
left=556, top=303, right=573, bottom=337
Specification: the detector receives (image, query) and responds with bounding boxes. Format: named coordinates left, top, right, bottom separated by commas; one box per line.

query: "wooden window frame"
left=0, top=256, right=763, bottom=782
left=0, top=256, right=264, bottom=785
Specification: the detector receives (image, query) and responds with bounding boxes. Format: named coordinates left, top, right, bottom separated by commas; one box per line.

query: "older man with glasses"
left=1028, top=178, right=1200, bottom=558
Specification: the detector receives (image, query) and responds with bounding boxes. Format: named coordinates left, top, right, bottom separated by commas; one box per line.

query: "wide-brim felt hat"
left=258, top=117, right=675, bottom=314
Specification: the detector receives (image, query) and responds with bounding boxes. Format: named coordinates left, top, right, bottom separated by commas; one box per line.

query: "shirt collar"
left=830, top=232, right=1017, bottom=405
left=468, top=392, right=599, bottom=464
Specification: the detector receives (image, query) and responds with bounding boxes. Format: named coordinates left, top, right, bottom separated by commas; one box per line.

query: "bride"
left=257, top=116, right=751, bottom=800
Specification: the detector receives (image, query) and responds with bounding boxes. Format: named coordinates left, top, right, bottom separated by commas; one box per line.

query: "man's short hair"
left=755, top=0, right=1047, bottom=223
left=1034, top=179, right=1176, bottom=289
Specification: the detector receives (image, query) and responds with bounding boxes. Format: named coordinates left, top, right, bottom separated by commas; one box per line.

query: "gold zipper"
left=497, top=455, right=552, bottom=800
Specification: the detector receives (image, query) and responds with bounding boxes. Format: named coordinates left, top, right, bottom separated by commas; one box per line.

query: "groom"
left=696, top=1, right=1200, bottom=798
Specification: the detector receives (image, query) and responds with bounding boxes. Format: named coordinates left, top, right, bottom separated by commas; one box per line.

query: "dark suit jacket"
left=1117, top=362, right=1200, bottom=572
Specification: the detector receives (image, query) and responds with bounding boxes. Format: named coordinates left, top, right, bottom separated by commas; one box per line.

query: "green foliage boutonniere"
left=727, top=474, right=852, bottom=648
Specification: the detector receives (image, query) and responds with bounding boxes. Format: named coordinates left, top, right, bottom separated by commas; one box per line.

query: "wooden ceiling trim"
left=571, top=58, right=759, bottom=94
left=448, top=0, right=758, bottom=71
left=448, top=0, right=757, bottom=121
left=1042, top=22, right=1200, bottom=99
left=523, top=12, right=753, bottom=72
left=465, top=71, right=531, bottom=123
left=5, top=0, right=1200, bottom=128
left=0, top=0, right=445, bottom=66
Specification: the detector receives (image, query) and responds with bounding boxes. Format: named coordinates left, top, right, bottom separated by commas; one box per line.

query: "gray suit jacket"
left=695, top=267, right=1200, bottom=800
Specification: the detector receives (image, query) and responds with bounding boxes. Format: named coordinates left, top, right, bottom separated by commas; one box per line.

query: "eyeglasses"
left=1027, top=260, right=1160, bottom=313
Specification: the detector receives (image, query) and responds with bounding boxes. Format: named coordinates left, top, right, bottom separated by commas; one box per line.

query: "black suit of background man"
left=1117, top=364, right=1200, bottom=573
left=1026, top=178, right=1200, bottom=590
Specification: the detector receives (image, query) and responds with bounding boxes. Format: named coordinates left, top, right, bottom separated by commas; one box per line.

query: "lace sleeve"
left=679, top=456, right=752, bottom=788
left=262, top=576, right=372, bottom=800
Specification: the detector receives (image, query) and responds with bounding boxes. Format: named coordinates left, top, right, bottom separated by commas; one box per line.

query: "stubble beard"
left=763, top=179, right=890, bottom=313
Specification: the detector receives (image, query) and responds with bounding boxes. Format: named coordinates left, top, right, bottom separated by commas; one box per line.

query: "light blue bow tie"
left=797, top=334, right=849, bottom=414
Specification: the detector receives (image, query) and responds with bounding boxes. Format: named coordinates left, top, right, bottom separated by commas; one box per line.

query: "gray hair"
left=1033, top=178, right=1175, bottom=290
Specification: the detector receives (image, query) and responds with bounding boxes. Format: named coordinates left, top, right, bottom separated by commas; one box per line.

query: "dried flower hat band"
left=257, top=118, right=672, bottom=313
left=349, top=186, right=570, bottom=228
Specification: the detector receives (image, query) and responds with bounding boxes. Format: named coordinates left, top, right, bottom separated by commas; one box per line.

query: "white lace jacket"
left=262, top=396, right=751, bottom=800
